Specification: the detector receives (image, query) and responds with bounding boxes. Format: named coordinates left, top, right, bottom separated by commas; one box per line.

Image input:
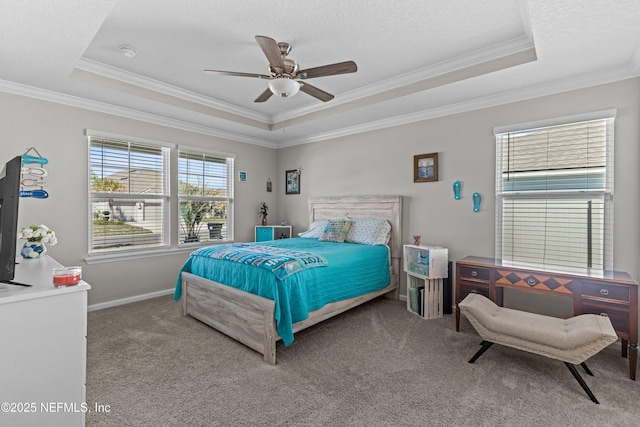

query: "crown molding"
left=1, top=60, right=637, bottom=151
left=77, top=35, right=535, bottom=129
left=272, top=35, right=535, bottom=125
left=276, top=64, right=639, bottom=148
left=75, top=58, right=271, bottom=124
left=0, top=78, right=277, bottom=149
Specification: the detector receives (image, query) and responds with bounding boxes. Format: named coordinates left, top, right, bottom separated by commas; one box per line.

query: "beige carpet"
left=86, top=295, right=640, bottom=426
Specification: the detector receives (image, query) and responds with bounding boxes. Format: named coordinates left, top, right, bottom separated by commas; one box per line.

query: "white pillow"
left=298, top=220, right=328, bottom=238
left=345, top=218, right=391, bottom=245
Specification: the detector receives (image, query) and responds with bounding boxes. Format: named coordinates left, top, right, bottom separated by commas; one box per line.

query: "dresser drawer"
left=582, top=281, right=630, bottom=302
left=580, top=302, right=629, bottom=336
left=459, top=265, right=490, bottom=282
left=458, top=282, right=490, bottom=301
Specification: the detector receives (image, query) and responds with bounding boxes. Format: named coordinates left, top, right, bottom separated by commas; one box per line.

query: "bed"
left=175, top=195, right=402, bottom=364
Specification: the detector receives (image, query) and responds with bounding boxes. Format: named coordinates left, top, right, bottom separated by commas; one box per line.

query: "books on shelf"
left=408, top=279, right=443, bottom=319
left=403, top=244, right=448, bottom=320
left=409, top=286, right=419, bottom=313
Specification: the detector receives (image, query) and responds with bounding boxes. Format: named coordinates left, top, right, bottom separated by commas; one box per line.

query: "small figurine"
left=413, top=234, right=421, bottom=246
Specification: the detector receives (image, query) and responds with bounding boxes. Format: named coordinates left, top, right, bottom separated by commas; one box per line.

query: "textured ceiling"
left=1, top=0, right=639, bottom=148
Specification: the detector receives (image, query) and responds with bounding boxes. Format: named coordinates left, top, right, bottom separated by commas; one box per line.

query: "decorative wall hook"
left=473, top=192, right=482, bottom=212
left=22, top=147, right=48, bottom=164
left=453, top=180, right=461, bottom=200
left=20, top=147, right=50, bottom=199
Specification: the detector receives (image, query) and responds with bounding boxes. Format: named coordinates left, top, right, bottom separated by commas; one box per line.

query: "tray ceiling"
left=1, top=0, right=639, bottom=148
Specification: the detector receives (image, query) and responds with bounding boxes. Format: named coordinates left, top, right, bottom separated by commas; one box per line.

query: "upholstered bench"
left=458, top=293, right=618, bottom=404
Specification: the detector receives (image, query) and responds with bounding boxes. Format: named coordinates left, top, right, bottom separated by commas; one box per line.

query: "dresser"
left=455, top=255, right=638, bottom=380
left=0, top=256, right=90, bottom=426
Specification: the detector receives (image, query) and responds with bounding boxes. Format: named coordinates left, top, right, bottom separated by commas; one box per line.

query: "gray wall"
left=1, top=77, right=638, bottom=314
left=0, top=91, right=279, bottom=306
left=277, top=77, right=640, bottom=316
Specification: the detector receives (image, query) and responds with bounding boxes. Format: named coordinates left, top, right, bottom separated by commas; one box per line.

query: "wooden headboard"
left=308, top=195, right=403, bottom=287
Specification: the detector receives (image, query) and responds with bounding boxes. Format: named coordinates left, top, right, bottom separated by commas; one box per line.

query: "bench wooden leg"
left=468, top=340, right=494, bottom=363
left=565, top=362, right=599, bottom=404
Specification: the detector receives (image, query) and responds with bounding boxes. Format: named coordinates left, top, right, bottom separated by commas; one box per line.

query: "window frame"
left=85, top=131, right=235, bottom=264
left=177, top=145, right=235, bottom=247
left=494, top=110, right=615, bottom=271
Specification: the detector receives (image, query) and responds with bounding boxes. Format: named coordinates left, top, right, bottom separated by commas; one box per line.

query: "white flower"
left=19, top=224, right=58, bottom=246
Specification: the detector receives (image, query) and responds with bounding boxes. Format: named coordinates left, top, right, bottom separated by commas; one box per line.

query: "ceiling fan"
left=204, top=35, right=357, bottom=103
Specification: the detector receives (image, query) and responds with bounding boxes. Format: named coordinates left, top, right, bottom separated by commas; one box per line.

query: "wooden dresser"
left=455, top=255, right=638, bottom=380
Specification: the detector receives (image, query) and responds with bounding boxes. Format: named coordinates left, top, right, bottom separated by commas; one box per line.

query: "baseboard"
left=88, top=288, right=174, bottom=312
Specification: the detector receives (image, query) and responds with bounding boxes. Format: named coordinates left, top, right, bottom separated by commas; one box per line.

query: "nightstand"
left=403, top=244, right=449, bottom=319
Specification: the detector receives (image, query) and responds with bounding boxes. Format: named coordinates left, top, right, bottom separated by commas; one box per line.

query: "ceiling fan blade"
left=255, top=35, right=285, bottom=71
left=254, top=88, right=273, bottom=103
left=299, top=82, right=334, bottom=102
left=204, top=70, right=270, bottom=79
left=297, top=61, right=357, bottom=79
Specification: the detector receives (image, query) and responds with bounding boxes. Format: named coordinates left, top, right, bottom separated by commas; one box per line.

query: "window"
left=495, top=111, right=614, bottom=270
left=88, top=133, right=171, bottom=255
left=87, top=131, right=235, bottom=259
left=178, top=146, right=234, bottom=245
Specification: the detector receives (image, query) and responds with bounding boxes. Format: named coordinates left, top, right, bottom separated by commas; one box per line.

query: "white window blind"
left=88, top=136, right=170, bottom=254
left=178, top=147, right=234, bottom=245
left=495, top=114, right=614, bottom=270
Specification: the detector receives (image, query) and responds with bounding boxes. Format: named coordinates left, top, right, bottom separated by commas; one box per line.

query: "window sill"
left=84, top=241, right=233, bottom=264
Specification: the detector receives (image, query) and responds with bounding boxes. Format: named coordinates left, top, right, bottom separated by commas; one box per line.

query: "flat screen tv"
left=0, top=155, right=23, bottom=285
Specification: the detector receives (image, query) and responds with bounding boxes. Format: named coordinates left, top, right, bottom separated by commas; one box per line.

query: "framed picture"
left=285, top=169, right=300, bottom=195
left=414, top=153, right=438, bottom=182
left=238, top=171, right=247, bottom=182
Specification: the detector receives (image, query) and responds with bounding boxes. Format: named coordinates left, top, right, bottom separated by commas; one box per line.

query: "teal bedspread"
left=174, top=238, right=390, bottom=346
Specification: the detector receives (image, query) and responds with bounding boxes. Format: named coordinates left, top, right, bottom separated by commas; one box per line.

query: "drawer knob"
left=471, top=271, right=478, bottom=277
left=599, top=289, right=609, bottom=296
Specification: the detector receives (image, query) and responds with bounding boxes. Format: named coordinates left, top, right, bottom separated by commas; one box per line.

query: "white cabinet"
left=0, top=256, right=90, bottom=427
left=403, top=245, right=448, bottom=319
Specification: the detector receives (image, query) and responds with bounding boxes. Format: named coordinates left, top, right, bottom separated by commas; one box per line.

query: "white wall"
left=277, top=78, right=640, bottom=315
left=0, top=91, right=279, bottom=306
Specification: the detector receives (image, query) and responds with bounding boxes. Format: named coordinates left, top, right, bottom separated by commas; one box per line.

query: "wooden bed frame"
left=181, top=195, right=402, bottom=364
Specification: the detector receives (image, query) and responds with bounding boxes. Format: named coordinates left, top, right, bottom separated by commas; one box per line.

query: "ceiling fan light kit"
left=268, top=78, right=300, bottom=97
left=204, top=35, right=357, bottom=103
